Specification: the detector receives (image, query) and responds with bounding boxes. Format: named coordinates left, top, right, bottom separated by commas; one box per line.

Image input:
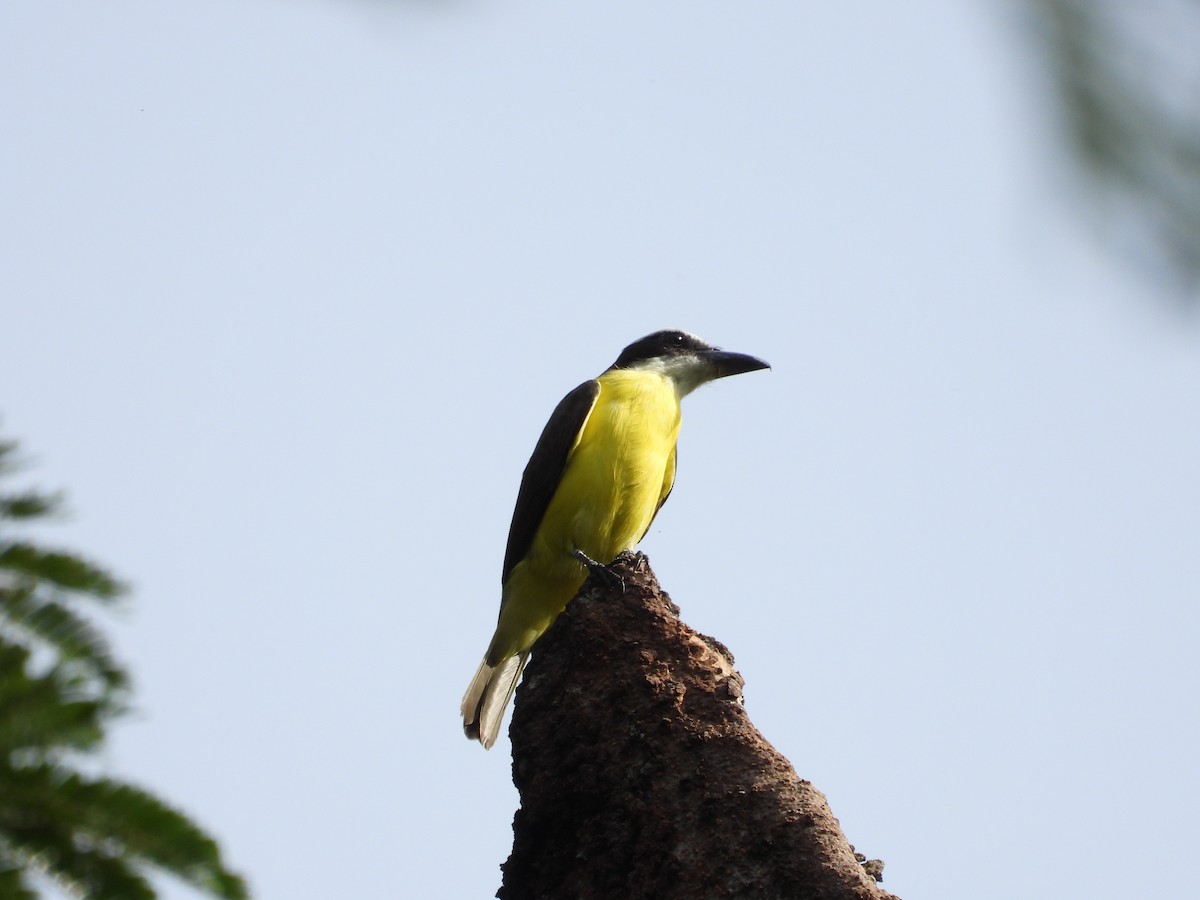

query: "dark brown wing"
left=501, top=379, right=600, bottom=584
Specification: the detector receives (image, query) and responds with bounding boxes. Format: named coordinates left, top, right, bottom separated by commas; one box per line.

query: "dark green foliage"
left=1027, top=0, right=1200, bottom=295
left=0, top=435, right=248, bottom=899
left=1, top=587, right=129, bottom=704
left=0, top=765, right=249, bottom=900
left=0, top=861, right=39, bottom=900
left=0, top=543, right=125, bottom=603
left=0, top=489, right=62, bottom=522
left=0, top=643, right=106, bottom=755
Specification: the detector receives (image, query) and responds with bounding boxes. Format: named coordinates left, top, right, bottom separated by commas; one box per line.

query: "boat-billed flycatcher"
left=461, top=330, right=769, bottom=749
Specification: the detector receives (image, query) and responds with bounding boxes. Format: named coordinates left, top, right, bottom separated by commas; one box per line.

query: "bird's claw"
left=572, top=549, right=625, bottom=595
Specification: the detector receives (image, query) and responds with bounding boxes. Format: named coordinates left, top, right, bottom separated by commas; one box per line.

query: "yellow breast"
left=490, top=368, right=682, bottom=660
left=549, top=368, right=680, bottom=562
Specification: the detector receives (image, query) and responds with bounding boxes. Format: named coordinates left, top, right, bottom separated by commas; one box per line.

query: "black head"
left=611, top=330, right=715, bottom=369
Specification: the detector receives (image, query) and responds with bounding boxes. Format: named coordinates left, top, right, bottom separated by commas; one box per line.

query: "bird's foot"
left=572, top=549, right=625, bottom=595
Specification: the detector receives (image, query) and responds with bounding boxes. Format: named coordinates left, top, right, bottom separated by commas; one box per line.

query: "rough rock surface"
left=499, top=552, right=900, bottom=900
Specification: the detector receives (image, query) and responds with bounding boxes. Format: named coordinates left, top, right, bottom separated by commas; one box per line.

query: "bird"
left=461, top=329, right=770, bottom=749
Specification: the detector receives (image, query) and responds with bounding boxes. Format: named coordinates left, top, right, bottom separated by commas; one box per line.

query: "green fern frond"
left=0, top=490, right=62, bottom=523
left=0, top=432, right=248, bottom=899
left=0, top=588, right=130, bottom=699
left=0, top=543, right=126, bottom=602
left=2, top=823, right=156, bottom=900
left=0, top=764, right=248, bottom=900
left=0, top=857, right=38, bottom=900
left=0, top=642, right=106, bottom=755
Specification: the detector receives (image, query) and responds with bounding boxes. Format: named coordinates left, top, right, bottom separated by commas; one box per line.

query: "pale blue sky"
left=3, top=2, right=1198, bottom=898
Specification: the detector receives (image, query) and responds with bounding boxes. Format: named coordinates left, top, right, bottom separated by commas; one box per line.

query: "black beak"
left=699, top=349, right=771, bottom=379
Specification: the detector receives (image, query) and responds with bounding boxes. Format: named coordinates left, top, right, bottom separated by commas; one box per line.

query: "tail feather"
left=461, top=653, right=529, bottom=750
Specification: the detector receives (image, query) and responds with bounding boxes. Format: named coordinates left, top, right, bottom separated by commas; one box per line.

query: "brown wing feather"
left=501, top=380, right=600, bottom=584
